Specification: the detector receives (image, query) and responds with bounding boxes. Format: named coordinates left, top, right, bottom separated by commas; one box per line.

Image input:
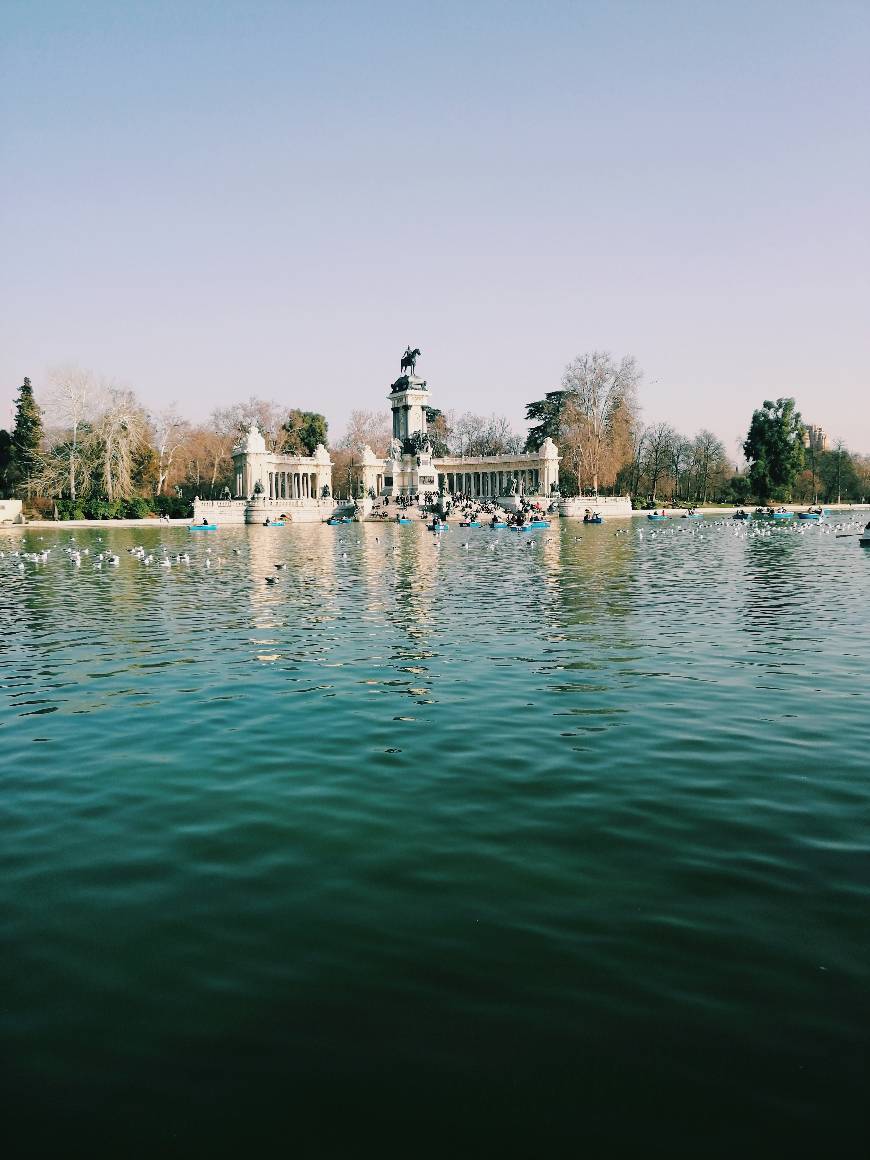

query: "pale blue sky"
left=2, top=0, right=868, bottom=456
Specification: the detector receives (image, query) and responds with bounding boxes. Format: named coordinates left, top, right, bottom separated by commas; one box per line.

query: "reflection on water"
left=1, top=516, right=869, bottom=1152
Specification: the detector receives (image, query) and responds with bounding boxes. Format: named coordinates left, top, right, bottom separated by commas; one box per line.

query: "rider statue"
left=400, top=346, right=420, bottom=376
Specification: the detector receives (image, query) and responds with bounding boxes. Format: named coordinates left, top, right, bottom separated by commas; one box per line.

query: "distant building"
left=803, top=425, right=829, bottom=453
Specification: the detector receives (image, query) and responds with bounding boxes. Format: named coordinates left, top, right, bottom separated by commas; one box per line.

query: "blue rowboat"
left=490, top=522, right=508, bottom=529
left=189, top=523, right=217, bottom=531
left=459, top=521, right=482, bottom=528
left=428, top=523, right=449, bottom=532
left=772, top=511, right=794, bottom=520
left=682, top=513, right=702, bottom=519
left=647, top=514, right=668, bottom=522
left=798, top=511, right=825, bottom=520
left=397, top=518, right=415, bottom=524
left=510, top=525, right=533, bottom=532
left=264, top=521, right=285, bottom=527
left=529, top=520, right=550, bottom=528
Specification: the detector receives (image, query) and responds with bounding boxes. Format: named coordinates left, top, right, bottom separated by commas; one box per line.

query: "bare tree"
left=339, top=409, right=392, bottom=456
left=93, top=389, right=149, bottom=501
left=641, top=423, right=677, bottom=501
left=560, top=352, right=641, bottom=493
left=45, top=366, right=98, bottom=501
left=232, top=396, right=286, bottom=451
left=151, top=406, right=190, bottom=495
left=669, top=435, right=692, bottom=503
left=690, top=430, right=727, bottom=504
left=451, top=412, right=523, bottom=456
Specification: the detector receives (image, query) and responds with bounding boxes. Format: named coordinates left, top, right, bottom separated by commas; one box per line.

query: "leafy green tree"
left=281, top=410, right=328, bottom=455
left=524, top=390, right=568, bottom=451
left=0, top=428, right=11, bottom=496
left=742, top=398, right=805, bottom=502
left=10, top=377, right=44, bottom=497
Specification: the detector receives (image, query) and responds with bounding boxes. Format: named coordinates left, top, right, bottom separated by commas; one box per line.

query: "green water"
left=2, top=518, right=869, bottom=1153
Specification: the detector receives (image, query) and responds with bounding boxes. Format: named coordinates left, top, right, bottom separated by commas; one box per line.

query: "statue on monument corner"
left=400, top=346, right=421, bottom=375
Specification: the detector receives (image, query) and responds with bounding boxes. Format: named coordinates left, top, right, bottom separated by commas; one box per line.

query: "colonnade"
left=268, top=470, right=319, bottom=500
left=444, top=468, right=541, bottom=497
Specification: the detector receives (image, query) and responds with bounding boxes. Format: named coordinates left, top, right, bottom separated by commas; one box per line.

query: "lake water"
left=2, top=516, right=869, bottom=1153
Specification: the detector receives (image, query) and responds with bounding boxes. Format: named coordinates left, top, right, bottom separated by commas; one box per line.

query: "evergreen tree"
left=280, top=410, right=328, bottom=455
left=10, top=377, right=44, bottom=497
left=0, top=428, right=11, bottom=496
left=524, top=390, right=568, bottom=451
left=742, top=398, right=805, bottom=502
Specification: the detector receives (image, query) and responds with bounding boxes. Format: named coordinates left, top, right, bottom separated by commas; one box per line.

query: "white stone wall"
left=0, top=499, right=24, bottom=524
left=559, top=496, right=633, bottom=518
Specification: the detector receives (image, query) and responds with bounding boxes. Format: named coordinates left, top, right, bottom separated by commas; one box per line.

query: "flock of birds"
left=0, top=537, right=226, bottom=574
left=1, top=516, right=866, bottom=583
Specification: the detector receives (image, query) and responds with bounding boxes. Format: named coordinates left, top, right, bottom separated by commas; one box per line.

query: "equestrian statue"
left=400, top=346, right=421, bottom=376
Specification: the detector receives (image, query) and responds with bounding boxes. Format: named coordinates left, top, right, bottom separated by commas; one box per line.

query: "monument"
left=222, top=345, right=570, bottom=511
left=381, top=348, right=439, bottom=499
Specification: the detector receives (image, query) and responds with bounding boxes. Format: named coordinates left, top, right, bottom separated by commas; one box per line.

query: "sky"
left=2, top=0, right=868, bottom=459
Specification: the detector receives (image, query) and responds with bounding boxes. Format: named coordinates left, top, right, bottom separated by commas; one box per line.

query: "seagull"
left=265, top=575, right=279, bottom=585
left=274, top=563, right=287, bottom=570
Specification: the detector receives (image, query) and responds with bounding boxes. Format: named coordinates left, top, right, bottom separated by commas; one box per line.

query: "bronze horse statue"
left=400, top=347, right=421, bottom=375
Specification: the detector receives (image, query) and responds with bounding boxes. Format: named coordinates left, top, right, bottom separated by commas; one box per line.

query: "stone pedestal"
left=498, top=494, right=522, bottom=512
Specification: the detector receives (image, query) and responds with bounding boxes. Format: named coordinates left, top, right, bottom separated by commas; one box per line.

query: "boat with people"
left=772, top=508, right=794, bottom=520
left=459, top=520, right=482, bottom=528
left=583, top=509, right=603, bottom=524
left=263, top=519, right=285, bottom=527
left=490, top=521, right=508, bottom=529
left=681, top=508, right=702, bottom=519
left=798, top=507, right=827, bottom=521
left=733, top=508, right=751, bottom=521
left=189, top=522, right=217, bottom=531
left=428, top=520, right=450, bottom=532
left=396, top=517, right=415, bottom=524
left=647, top=512, right=669, bottom=522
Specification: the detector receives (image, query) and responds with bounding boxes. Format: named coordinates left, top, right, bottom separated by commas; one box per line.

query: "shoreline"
left=4, top=501, right=867, bottom=531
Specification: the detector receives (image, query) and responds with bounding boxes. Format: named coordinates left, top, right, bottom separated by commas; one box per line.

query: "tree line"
left=2, top=362, right=866, bottom=513
left=0, top=371, right=330, bottom=518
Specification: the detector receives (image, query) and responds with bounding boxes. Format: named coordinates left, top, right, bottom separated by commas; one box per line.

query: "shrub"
left=123, top=497, right=153, bottom=519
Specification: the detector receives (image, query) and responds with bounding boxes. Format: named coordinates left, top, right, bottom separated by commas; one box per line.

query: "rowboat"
left=647, top=514, right=669, bottom=522
left=459, top=521, right=482, bottom=528
left=772, top=511, right=794, bottom=520
left=428, top=523, right=450, bottom=532
left=264, top=521, right=285, bottom=527
left=529, top=520, right=550, bottom=528
left=490, top=522, right=508, bottom=529
left=189, top=523, right=217, bottom=531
